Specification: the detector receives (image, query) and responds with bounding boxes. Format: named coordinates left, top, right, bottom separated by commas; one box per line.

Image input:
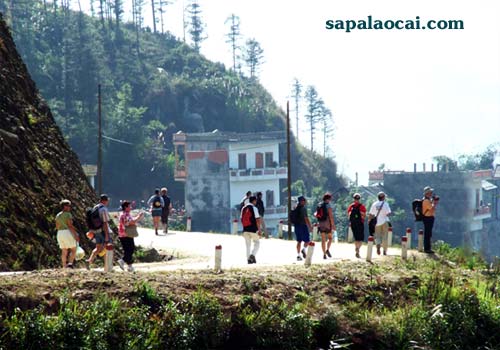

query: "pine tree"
left=225, top=14, right=242, bottom=72
left=186, top=0, right=206, bottom=52
left=319, top=104, right=334, bottom=158
left=304, top=85, right=322, bottom=153
left=243, top=38, right=264, bottom=79
left=290, top=78, right=302, bottom=137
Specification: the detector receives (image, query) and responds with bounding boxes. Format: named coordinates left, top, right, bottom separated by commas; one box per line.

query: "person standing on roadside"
left=293, top=196, right=313, bottom=261
left=255, top=192, right=268, bottom=238
left=86, top=194, right=112, bottom=268
left=317, top=193, right=336, bottom=260
left=422, top=186, right=439, bottom=254
left=160, top=187, right=172, bottom=234
left=240, top=195, right=261, bottom=264
left=347, top=193, right=366, bottom=258
left=147, top=188, right=164, bottom=235
left=117, top=201, right=144, bottom=272
left=55, top=199, right=80, bottom=268
left=368, top=191, right=391, bottom=255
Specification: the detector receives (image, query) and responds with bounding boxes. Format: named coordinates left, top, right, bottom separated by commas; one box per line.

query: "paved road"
left=130, top=228, right=408, bottom=272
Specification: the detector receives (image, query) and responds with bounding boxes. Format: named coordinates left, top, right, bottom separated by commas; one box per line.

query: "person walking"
left=147, top=188, right=164, bottom=235
left=317, top=193, right=336, bottom=259
left=240, top=195, right=261, bottom=264
left=347, top=193, right=366, bottom=258
left=55, top=199, right=80, bottom=268
left=255, top=192, right=268, bottom=238
left=422, top=186, right=439, bottom=253
left=239, top=191, right=252, bottom=211
left=86, top=194, right=112, bottom=268
left=293, top=196, right=313, bottom=261
left=117, top=201, right=144, bottom=272
left=160, top=187, right=172, bottom=234
left=368, top=191, right=392, bottom=255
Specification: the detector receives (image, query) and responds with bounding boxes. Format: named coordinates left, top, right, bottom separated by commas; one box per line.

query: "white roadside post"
left=418, top=229, right=424, bottom=252
left=305, top=242, right=315, bottom=267
left=347, top=225, right=354, bottom=243
left=232, top=219, right=238, bottom=235
left=214, top=245, right=222, bottom=271
left=401, top=236, right=408, bottom=260
left=186, top=216, right=192, bottom=232
left=104, top=243, right=114, bottom=272
left=366, top=236, right=374, bottom=262
left=312, top=223, right=319, bottom=241
left=387, top=227, right=393, bottom=247
left=278, top=220, right=283, bottom=239
left=334, top=230, right=338, bottom=244
left=406, top=228, right=412, bottom=249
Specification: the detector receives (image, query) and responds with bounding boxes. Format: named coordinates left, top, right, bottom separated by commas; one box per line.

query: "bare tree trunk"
left=151, top=0, right=157, bottom=33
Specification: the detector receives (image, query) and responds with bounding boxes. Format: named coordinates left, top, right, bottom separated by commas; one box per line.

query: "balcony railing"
left=473, top=205, right=491, bottom=217
left=230, top=167, right=287, bottom=179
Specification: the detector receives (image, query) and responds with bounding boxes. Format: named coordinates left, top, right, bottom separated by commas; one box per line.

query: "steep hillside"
left=0, top=14, right=98, bottom=270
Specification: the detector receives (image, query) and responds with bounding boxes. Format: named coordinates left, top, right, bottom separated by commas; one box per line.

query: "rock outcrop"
left=0, top=14, right=98, bottom=270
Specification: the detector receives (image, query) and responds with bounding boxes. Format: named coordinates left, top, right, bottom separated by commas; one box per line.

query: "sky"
left=81, top=0, right=500, bottom=185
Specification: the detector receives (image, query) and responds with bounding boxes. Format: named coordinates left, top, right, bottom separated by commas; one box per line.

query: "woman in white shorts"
left=55, top=199, right=80, bottom=268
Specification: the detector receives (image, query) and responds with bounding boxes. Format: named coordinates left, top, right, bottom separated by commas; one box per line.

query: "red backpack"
left=241, top=205, right=256, bottom=227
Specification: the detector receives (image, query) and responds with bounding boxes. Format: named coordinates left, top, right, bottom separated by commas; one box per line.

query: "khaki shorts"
left=57, top=229, right=76, bottom=249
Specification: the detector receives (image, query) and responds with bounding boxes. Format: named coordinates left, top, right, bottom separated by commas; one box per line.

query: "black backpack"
left=86, top=204, right=103, bottom=230
left=314, top=202, right=328, bottom=221
left=349, top=204, right=362, bottom=223
left=412, top=199, right=423, bottom=221
left=152, top=196, right=162, bottom=208
left=289, top=206, right=300, bottom=224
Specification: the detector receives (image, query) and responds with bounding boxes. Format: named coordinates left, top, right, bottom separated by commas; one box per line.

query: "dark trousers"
left=119, top=237, right=135, bottom=264
left=422, top=216, right=435, bottom=251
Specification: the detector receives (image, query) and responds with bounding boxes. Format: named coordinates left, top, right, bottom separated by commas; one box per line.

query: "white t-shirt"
left=369, top=201, right=391, bottom=226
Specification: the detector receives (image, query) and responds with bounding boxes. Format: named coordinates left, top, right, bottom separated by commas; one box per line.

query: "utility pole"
left=286, top=101, right=292, bottom=240
left=97, top=84, right=102, bottom=195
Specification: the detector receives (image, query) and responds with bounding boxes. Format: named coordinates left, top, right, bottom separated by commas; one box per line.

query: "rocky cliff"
left=0, top=13, right=98, bottom=270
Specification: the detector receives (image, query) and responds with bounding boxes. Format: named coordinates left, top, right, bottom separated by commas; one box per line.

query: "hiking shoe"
left=297, top=256, right=303, bottom=261
left=326, top=250, right=332, bottom=258
left=155, top=230, right=158, bottom=236
left=424, top=250, right=435, bottom=254
left=323, top=254, right=327, bottom=260
left=247, top=258, right=253, bottom=264
left=383, top=251, right=387, bottom=256
left=356, top=252, right=361, bottom=259
left=376, top=246, right=381, bottom=255
left=66, top=263, right=74, bottom=269
left=127, top=264, right=135, bottom=272
left=117, top=259, right=125, bottom=271
left=301, top=248, right=307, bottom=259
left=84, top=260, right=91, bottom=270
left=249, top=254, right=256, bottom=264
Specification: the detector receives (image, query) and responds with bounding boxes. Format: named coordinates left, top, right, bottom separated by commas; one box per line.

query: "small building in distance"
left=173, top=130, right=287, bottom=233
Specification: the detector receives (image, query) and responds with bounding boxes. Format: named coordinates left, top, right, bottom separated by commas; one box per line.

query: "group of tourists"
left=239, top=186, right=438, bottom=264
left=54, top=187, right=173, bottom=271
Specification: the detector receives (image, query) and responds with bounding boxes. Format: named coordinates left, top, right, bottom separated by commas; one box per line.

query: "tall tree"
left=319, top=103, right=334, bottom=158
left=243, top=38, right=264, bottom=79
left=290, top=78, right=302, bottom=137
left=225, top=14, right=241, bottom=72
left=156, top=0, right=172, bottom=34
left=186, top=0, right=205, bottom=52
left=304, top=85, right=322, bottom=153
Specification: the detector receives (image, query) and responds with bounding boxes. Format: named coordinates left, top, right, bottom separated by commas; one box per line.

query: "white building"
left=173, top=130, right=287, bottom=233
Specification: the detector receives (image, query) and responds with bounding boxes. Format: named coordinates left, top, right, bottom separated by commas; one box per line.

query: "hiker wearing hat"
left=368, top=191, right=392, bottom=255
left=347, top=193, right=366, bottom=258
left=160, top=187, right=172, bottom=234
left=240, top=195, right=261, bottom=264
left=147, top=188, right=165, bottom=235
left=317, top=193, right=335, bottom=260
left=55, top=199, right=80, bottom=268
left=86, top=194, right=112, bottom=268
left=294, top=196, right=313, bottom=261
left=422, top=186, right=439, bottom=253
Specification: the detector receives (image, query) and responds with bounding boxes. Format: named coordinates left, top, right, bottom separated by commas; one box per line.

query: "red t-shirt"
left=347, top=202, right=366, bottom=217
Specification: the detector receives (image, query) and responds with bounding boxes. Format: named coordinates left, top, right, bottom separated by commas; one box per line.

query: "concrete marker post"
left=387, top=227, right=393, bottom=247
left=401, top=236, right=408, bottom=260
left=232, top=219, right=238, bottom=235
left=312, top=223, right=319, bottom=241
left=104, top=243, right=114, bottom=272
left=278, top=220, right=283, bottom=239
left=366, top=236, right=374, bottom=262
left=186, top=216, right=192, bottom=232
left=214, top=245, right=222, bottom=271
left=418, top=229, right=424, bottom=252
left=406, top=228, right=412, bottom=249
left=347, top=225, right=354, bottom=243
left=305, top=242, right=315, bottom=267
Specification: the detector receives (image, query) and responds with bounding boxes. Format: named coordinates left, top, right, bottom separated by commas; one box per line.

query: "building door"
left=238, top=153, right=247, bottom=169
left=266, top=190, right=274, bottom=207
left=255, top=153, right=263, bottom=168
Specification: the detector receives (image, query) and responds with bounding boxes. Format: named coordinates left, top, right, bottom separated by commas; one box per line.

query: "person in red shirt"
left=347, top=193, right=367, bottom=258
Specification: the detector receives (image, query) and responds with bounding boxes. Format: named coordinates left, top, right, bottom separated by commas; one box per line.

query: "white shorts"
left=57, top=229, right=76, bottom=249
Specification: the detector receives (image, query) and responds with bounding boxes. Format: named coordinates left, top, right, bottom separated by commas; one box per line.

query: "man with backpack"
left=147, top=188, right=165, bottom=235
left=240, top=195, right=261, bottom=264
left=255, top=192, right=268, bottom=238
left=292, top=196, right=313, bottom=261
left=85, top=194, right=112, bottom=268
left=422, top=186, right=439, bottom=254
left=316, top=193, right=336, bottom=260
left=347, top=193, right=366, bottom=258
left=368, top=191, right=392, bottom=255
left=160, top=187, right=172, bottom=234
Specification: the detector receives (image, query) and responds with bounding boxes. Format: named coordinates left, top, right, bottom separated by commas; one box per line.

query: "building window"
left=265, top=152, right=274, bottom=167
left=238, top=153, right=247, bottom=169
left=255, top=153, right=263, bottom=169
left=266, top=190, right=274, bottom=207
